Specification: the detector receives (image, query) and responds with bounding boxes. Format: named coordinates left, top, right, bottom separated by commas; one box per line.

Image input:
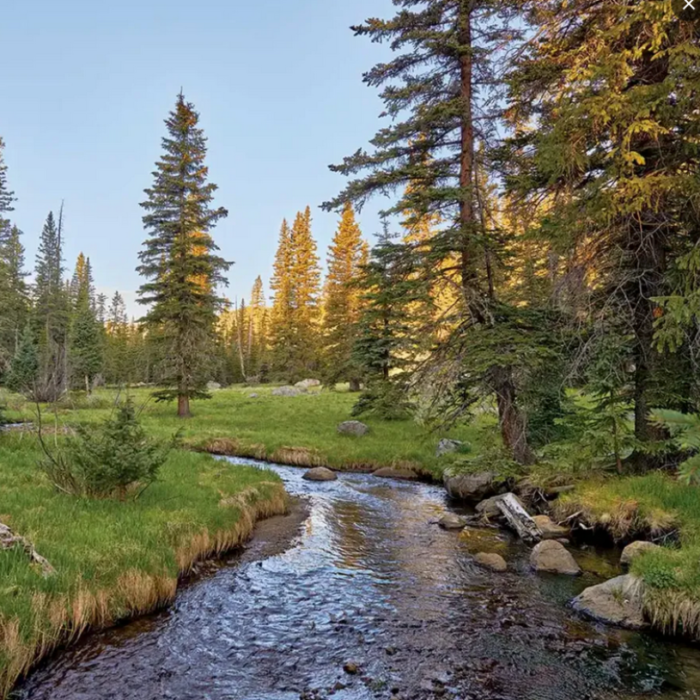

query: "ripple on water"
left=15, top=458, right=700, bottom=700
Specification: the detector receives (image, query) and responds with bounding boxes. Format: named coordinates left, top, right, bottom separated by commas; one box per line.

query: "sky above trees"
left=1, top=0, right=394, bottom=316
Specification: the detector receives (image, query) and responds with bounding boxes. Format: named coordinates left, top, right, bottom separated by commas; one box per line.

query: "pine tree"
left=6, top=324, right=38, bottom=394
left=137, top=93, right=231, bottom=417
left=269, top=219, right=295, bottom=375
left=322, top=203, right=367, bottom=389
left=33, top=209, right=70, bottom=402
left=70, top=253, right=103, bottom=392
left=0, top=137, right=14, bottom=231
left=0, top=224, right=28, bottom=369
left=248, top=275, right=268, bottom=378
left=323, top=1, right=534, bottom=463
left=105, top=292, right=129, bottom=385
left=289, top=206, right=321, bottom=378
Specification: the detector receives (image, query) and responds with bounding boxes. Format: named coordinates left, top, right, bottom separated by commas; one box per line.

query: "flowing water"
left=15, top=459, right=700, bottom=700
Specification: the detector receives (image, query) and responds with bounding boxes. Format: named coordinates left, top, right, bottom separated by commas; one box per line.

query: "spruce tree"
left=69, top=253, right=103, bottom=392
left=137, top=93, right=231, bottom=417
left=289, top=207, right=321, bottom=378
left=0, top=224, right=28, bottom=369
left=322, top=203, right=367, bottom=390
left=105, top=292, right=129, bottom=385
left=269, top=219, right=295, bottom=375
left=248, top=275, right=268, bottom=378
left=0, top=137, right=14, bottom=231
left=6, top=324, right=38, bottom=394
left=323, top=0, right=534, bottom=463
left=33, top=210, right=70, bottom=401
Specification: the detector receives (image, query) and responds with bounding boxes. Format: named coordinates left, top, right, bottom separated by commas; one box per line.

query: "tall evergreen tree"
left=248, top=275, right=268, bottom=378
left=324, top=0, right=534, bottom=463
left=0, top=224, right=28, bottom=369
left=33, top=209, right=70, bottom=401
left=105, top=291, right=129, bottom=385
left=137, top=93, right=231, bottom=417
left=69, top=253, right=103, bottom=392
left=0, top=137, right=14, bottom=231
left=269, top=219, right=295, bottom=375
left=323, top=203, right=367, bottom=389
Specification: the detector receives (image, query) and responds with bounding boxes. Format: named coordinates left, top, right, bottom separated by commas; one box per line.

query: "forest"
left=3, top=0, right=700, bottom=698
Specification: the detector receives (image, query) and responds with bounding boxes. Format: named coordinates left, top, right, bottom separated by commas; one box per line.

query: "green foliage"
left=5, top=325, right=38, bottom=395
left=137, top=93, right=231, bottom=414
left=651, top=409, right=700, bottom=485
left=39, top=399, right=177, bottom=499
left=351, top=380, right=414, bottom=421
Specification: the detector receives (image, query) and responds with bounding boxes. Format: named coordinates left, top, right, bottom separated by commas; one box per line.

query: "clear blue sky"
left=1, top=0, right=394, bottom=317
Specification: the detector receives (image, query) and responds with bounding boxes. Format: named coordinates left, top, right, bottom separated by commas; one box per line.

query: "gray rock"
left=438, top=513, right=468, bottom=530
left=532, top=515, right=570, bottom=540
left=443, top=471, right=497, bottom=503
left=248, top=393, right=259, bottom=399
left=207, top=381, right=222, bottom=391
left=337, top=420, right=370, bottom=437
left=620, top=540, right=661, bottom=567
left=272, top=386, right=303, bottom=397
left=476, top=493, right=525, bottom=519
left=302, top=467, right=337, bottom=482
left=474, top=552, right=508, bottom=573
left=572, top=575, right=647, bottom=630
left=373, top=467, right=419, bottom=481
left=530, top=540, right=581, bottom=575
left=436, top=438, right=467, bottom=457
left=296, top=378, right=321, bottom=390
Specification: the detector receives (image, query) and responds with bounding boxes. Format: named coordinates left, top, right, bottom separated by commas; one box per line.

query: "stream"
left=15, top=458, right=700, bottom=700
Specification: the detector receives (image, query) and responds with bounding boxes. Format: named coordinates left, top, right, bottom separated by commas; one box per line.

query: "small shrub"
left=39, top=399, right=178, bottom=499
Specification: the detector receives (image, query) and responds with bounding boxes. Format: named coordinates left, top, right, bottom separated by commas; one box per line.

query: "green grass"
left=0, top=426, right=286, bottom=698
left=7, top=385, right=485, bottom=478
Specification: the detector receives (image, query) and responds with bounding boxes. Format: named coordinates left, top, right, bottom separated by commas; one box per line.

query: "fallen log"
left=0, top=522, right=56, bottom=577
left=496, top=493, right=542, bottom=545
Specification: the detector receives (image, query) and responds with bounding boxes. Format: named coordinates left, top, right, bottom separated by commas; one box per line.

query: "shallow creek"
left=15, top=459, right=700, bottom=700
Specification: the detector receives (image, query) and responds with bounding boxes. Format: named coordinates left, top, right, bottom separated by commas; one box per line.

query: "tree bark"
left=178, top=393, right=191, bottom=418
left=492, top=365, right=535, bottom=466
left=349, top=378, right=361, bottom=392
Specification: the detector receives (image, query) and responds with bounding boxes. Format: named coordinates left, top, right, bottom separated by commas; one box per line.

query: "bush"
left=39, top=399, right=178, bottom=499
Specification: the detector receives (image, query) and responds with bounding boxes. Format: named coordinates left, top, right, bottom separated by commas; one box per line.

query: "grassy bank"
left=6, top=385, right=481, bottom=478
left=554, top=472, right=700, bottom=637
left=0, top=431, right=287, bottom=698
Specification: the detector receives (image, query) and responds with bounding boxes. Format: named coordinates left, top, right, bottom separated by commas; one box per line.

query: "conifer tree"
left=0, top=224, right=28, bottom=367
left=289, top=207, right=321, bottom=378
left=0, top=137, right=14, bottom=231
left=70, top=253, right=103, bottom=392
left=137, top=93, right=231, bottom=417
left=324, top=0, right=534, bottom=463
left=248, top=275, right=268, bottom=378
left=105, top=292, right=129, bottom=385
left=6, top=324, right=38, bottom=394
left=269, top=219, right=295, bottom=374
left=323, top=203, right=367, bottom=389
left=33, top=209, right=70, bottom=401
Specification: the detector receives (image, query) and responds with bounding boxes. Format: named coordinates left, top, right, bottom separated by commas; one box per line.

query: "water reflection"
left=15, top=459, right=700, bottom=700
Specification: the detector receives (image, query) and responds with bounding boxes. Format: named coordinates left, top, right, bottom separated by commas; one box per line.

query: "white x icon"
left=684, top=0, right=695, bottom=10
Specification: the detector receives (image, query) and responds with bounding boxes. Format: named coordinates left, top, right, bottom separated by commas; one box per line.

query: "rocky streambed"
left=15, top=459, right=700, bottom=700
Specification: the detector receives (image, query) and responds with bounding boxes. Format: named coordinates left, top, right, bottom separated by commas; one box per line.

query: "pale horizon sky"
left=2, top=0, right=395, bottom=318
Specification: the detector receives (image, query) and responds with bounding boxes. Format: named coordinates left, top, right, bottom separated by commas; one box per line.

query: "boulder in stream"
left=532, top=515, right=570, bottom=540
left=373, top=467, right=419, bottom=481
left=620, top=540, right=661, bottom=567
left=272, top=386, right=303, bottom=397
left=443, top=471, right=497, bottom=503
left=474, top=552, right=507, bottom=573
left=530, top=540, right=581, bottom=576
left=302, top=467, right=337, bottom=482
left=337, top=421, right=369, bottom=437
left=438, top=513, right=468, bottom=530
left=572, top=575, right=647, bottom=630
left=476, top=493, right=526, bottom=519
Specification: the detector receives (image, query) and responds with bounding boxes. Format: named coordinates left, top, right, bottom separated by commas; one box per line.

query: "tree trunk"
left=84, top=374, right=91, bottom=395
left=492, top=365, right=535, bottom=466
left=178, top=393, right=191, bottom=418
left=349, top=378, right=361, bottom=392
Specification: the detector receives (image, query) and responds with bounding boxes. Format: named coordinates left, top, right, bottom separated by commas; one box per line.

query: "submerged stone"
left=474, top=552, right=507, bottom=572
left=530, top=540, right=581, bottom=576
left=438, top=513, right=468, bottom=530
left=532, top=515, right=570, bottom=540
left=572, top=575, right=647, bottom=630
left=302, top=467, right=337, bottom=482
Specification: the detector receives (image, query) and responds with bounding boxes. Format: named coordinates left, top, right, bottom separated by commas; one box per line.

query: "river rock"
left=296, top=378, right=321, bottom=390
left=207, top=381, right=222, bottom=391
left=530, top=540, right=581, bottom=575
left=338, top=421, right=369, bottom=437
left=532, top=515, right=570, bottom=540
left=436, top=438, right=467, bottom=457
left=373, top=467, right=419, bottom=480
left=444, top=471, right=497, bottom=503
left=620, top=540, right=661, bottom=566
left=476, top=493, right=525, bottom=519
left=343, top=662, right=360, bottom=675
left=272, top=386, right=303, bottom=397
left=474, top=552, right=508, bottom=573
left=572, top=575, right=647, bottom=630
left=302, top=467, right=337, bottom=482
left=438, top=513, right=468, bottom=530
